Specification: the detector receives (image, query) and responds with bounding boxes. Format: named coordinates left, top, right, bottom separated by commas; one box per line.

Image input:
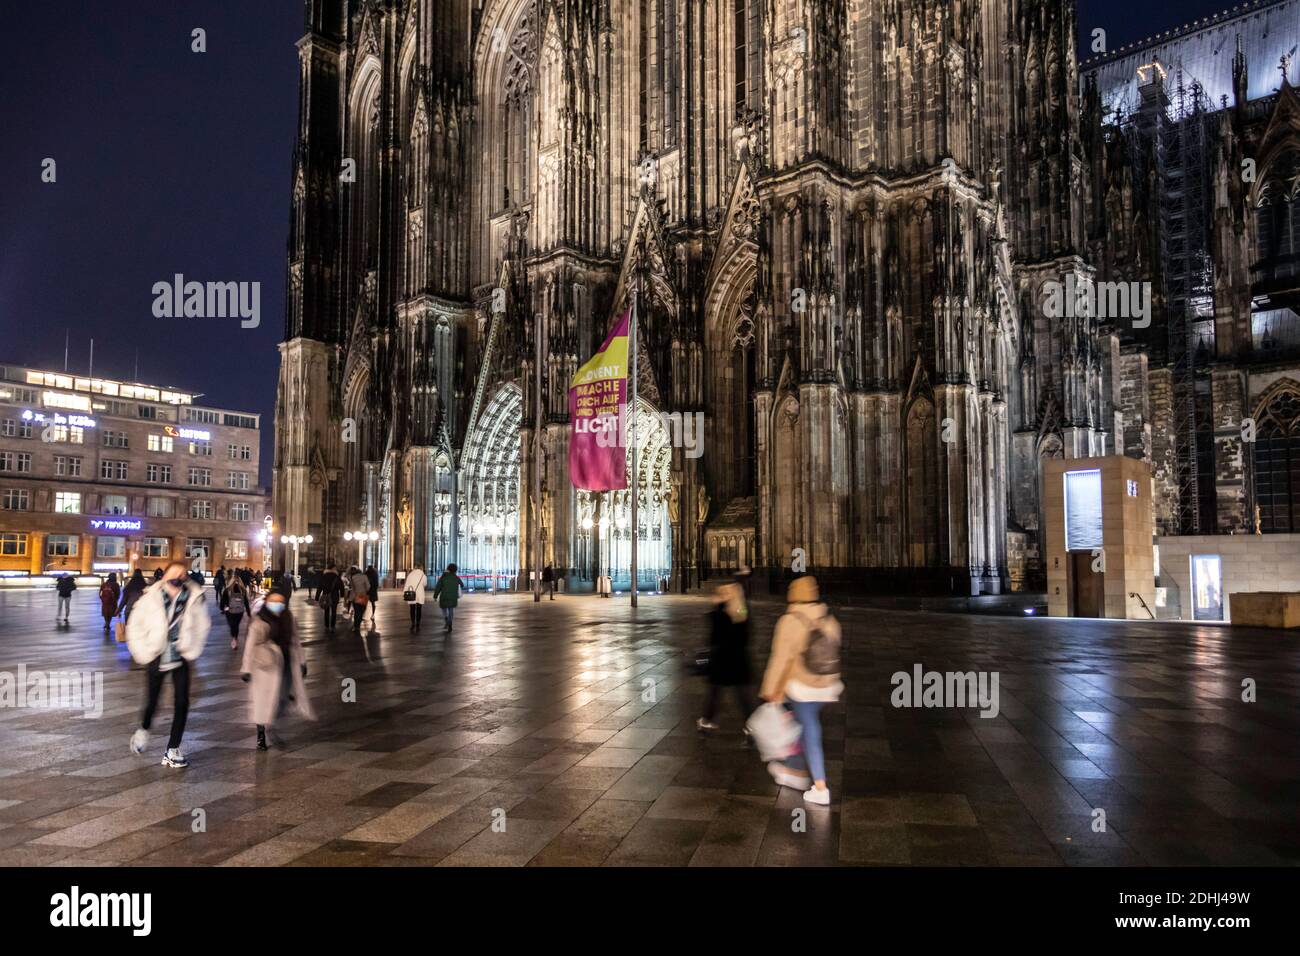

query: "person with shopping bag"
left=757, top=575, right=843, bottom=806
left=697, top=582, right=756, bottom=734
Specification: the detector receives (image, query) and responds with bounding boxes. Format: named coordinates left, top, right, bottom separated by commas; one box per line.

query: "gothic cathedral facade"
left=274, top=0, right=1124, bottom=595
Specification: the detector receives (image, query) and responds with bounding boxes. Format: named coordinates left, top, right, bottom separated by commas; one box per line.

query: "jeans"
left=142, top=658, right=191, bottom=751
left=323, top=600, right=336, bottom=629
left=352, top=601, right=366, bottom=630
left=57, top=595, right=71, bottom=619
left=442, top=606, right=455, bottom=628
left=409, top=602, right=422, bottom=627
left=225, top=611, right=243, bottom=637
left=787, top=701, right=827, bottom=782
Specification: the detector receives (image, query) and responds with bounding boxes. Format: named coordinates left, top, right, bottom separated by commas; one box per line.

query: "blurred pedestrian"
left=541, top=564, right=554, bottom=600
left=697, top=582, right=757, bottom=734
left=118, top=569, right=147, bottom=622
left=125, top=561, right=210, bottom=769
left=315, top=562, right=343, bottom=631
left=348, top=565, right=370, bottom=632
left=404, top=564, right=427, bottom=632
left=153, top=568, right=164, bottom=583
left=98, top=573, right=120, bottom=632
left=364, top=564, right=380, bottom=629
left=432, top=564, right=465, bottom=632
left=241, top=589, right=314, bottom=750
left=222, top=575, right=251, bottom=650
left=214, top=565, right=227, bottom=603
left=54, top=572, right=77, bottom=623
left=759, top=575, right=843, bottom=806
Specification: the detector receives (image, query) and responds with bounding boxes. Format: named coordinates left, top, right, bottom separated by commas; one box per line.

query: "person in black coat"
left=314, top=563, right=344, bottom=631
left=697, top=582, right=757, bottom=733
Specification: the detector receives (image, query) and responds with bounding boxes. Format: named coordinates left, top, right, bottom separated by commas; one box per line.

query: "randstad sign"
left=89, top=518, right=143, bottom=532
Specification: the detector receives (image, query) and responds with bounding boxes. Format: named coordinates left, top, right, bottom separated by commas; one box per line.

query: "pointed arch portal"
left=574, top=398, right=673, bottom=590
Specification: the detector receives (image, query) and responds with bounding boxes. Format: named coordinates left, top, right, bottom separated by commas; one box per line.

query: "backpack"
left=227, top=592, right=246, bottom=615
left=793, top=611, right=840, bottom=676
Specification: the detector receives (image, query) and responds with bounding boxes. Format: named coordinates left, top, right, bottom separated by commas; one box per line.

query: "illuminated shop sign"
left=21, top=409, right=98, bottom=429
left=89, top=518, right=143, bottom=532
left=164, top=425, right=211, bottom=441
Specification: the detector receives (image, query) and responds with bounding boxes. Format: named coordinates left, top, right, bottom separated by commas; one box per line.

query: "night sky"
left=0, top=0, right=1246, bottom=484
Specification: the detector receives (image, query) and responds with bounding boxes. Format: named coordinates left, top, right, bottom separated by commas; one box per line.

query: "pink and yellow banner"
left=569, top=308, right=630, bottom=491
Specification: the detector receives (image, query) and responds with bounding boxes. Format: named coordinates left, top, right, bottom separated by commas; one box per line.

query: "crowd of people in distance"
left=53, top=557, right=845, bottom=805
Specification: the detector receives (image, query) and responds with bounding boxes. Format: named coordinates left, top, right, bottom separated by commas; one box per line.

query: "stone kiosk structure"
left=1043, top=454, right=1155, bottom=619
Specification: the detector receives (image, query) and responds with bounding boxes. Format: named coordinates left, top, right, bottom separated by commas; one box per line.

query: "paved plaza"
left=0, top=586, right=1297, bottom=867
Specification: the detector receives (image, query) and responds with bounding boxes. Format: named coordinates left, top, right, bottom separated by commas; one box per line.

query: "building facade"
left=274, top=0, right=1300, bottom=595
left=1083, top=0, right=1300, bottom=541
left=0, top=364, right=270, bottom=579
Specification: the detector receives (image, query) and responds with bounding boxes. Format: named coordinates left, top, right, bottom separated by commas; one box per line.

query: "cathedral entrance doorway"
left=574, top=398, right=673, bottom=591
left=460, top=385, right=522, bottom=590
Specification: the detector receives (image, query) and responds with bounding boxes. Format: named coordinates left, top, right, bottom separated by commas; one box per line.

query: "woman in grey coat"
left=240, top=591, right=315, bottom=750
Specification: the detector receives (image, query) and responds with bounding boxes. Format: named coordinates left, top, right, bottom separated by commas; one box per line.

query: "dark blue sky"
left=0, top=0, right=1240, bottom=484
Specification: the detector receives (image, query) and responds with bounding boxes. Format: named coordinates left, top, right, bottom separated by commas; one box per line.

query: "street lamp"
left=343, top=529, right=379, bottom=568
left=281, top=534, right=313, bottom=584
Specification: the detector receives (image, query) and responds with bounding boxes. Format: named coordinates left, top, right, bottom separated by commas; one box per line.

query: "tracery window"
left=1254, top=384, right=1300, bottom=533
left=501, top=16, right=537, bottom=210
left=1254, top=149, right=1300, bottom=282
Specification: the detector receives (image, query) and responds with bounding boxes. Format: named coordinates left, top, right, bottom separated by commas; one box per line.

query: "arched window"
left=639, top=0, right=678, bottom=152
left=1254, top=384, right=1300, bottom=533
left=501, top=16, right=537, bottom=210
left=905, top=399, right=939, bottom=567
left=1254, top=149, right=1300, bottom=282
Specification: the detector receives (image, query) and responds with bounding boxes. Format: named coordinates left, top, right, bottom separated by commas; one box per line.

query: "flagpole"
left=533, top=314, right=542, bottom=603
left=629, top=293, right=638, bottom=608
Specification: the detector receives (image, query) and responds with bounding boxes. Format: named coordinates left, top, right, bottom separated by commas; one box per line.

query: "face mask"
left=165, top=577, right=186, bottom=588
left=266, top=602, right=285, bottom=614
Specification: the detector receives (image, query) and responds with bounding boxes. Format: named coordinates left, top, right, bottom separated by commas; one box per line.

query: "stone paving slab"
left=0, top=586, right=1297, bottom=866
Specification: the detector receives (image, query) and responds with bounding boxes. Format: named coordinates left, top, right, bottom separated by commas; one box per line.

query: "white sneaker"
left=161, top=748, right=189, bottom=769
left=767, top=761, right=811, bottom=791
left=129, top=728, right=149, bottom=755
left=696, top=718, right=719, bottom=732
left=803, top=785, right=831, bottom=806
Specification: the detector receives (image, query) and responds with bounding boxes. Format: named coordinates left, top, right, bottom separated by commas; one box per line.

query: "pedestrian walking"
left=241, top=590, right=315, bottom=750
left=214, top=566, right=227, bottom=604
left=98, top=573, right=121, bottom=632
left=125, top=561, right=211, bottom=769
left=403, top=564, right=428, bottom=631
left=118, top=569, right=147, bottom=622
left=432, top=564, right=466, bottom=632
left=222, top=575, right=251, bottom=650
left=314, top=562, right=343, bottom=631
left=54, top=572, right=77, bottom=623
left=364, top=564, right=380, bottom=629
left=759, top=575, right=843, bottom=806
left=542, top=564, right=556, bottom=600
left=697, top=582, right=757, bottom=734
left=152, top=568, right=164, bottom=583
left=348, top=565, right=370, bottom=632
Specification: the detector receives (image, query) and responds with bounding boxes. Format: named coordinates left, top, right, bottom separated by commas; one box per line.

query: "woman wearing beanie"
left=759, top=575, right=843, bottom=805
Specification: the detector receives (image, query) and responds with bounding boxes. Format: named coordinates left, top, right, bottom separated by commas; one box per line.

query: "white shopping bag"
left=745, top=702, right=801, bottom=762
